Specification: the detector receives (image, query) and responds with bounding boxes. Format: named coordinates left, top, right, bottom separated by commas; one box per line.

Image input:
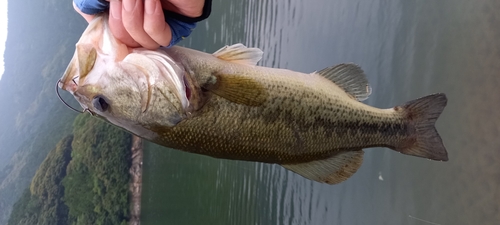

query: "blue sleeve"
left=165, top=18, right=196, bottom=48
left=74, top=0, right=109, bottom=15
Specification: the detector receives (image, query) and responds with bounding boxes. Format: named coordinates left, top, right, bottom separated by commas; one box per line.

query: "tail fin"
left=396, top=93, right=448, bottom=161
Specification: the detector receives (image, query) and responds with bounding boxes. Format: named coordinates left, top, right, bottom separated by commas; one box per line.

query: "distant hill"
left=0, top=0, right=86, bottom=167
left=0, top=0, right=89, bottom=224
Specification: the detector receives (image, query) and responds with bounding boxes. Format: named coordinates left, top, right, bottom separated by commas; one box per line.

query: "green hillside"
left=8, top=114, right=132, bottom=225
left=7, top=136, right=72, bottom=225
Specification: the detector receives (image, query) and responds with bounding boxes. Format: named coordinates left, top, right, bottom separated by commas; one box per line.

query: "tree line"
left=8, top=114, right=132, bottom=225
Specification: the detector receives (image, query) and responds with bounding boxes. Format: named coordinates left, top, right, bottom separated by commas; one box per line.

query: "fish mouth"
left=56, top=79, right=101, bottom=116
left=56, top=79, right=85, bottom=114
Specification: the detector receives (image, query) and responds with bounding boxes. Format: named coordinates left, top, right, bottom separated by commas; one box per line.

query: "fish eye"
left=92, top=95, right=109, bottom=112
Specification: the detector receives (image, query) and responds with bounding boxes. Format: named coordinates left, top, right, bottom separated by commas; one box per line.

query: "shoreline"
left=129, top=135, right=143, bottom=225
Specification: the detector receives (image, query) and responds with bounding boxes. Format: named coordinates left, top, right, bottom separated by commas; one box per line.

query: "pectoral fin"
left=315, top=63, right=372, bottom=101
left=282, top=150, right=364, bottom=184
left=206, top=74, right=268, bottom=106
left=213, top=44, right=263, bottom=66
left=76, top=45, right=97, bottom=80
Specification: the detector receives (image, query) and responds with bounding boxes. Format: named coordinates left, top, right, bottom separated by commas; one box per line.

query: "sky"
left=0, top=1, right=7, bottom=80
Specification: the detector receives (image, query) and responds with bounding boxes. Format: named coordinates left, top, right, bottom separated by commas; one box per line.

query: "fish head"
left=59, top=14, right=194, bottom=138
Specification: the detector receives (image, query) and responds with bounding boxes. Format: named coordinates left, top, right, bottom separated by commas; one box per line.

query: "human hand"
left=73, top=0, right=209, bottom=49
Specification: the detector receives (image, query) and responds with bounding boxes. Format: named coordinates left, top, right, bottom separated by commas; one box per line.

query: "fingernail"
left=145, top=0, right=156, bottom=15
left=123, top=0, right=135, bottom=12
left=110, top=0, right=121, bottom=19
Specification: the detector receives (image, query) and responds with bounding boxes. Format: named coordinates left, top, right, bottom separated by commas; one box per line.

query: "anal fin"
left=316, top=63, right=372, bottom=101
left=282, top=150, right=364, bottom=185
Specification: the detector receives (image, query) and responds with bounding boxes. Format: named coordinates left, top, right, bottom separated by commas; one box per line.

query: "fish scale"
left=149, top=73, right=408, bottom=163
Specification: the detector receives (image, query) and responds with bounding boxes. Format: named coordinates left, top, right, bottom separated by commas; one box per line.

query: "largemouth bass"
left=58, top=14, right=448, bottom=184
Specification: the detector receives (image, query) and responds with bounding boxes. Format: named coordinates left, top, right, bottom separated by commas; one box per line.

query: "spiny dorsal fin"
left=282, top=150, right=364, bottom=185
left=316, top=63, right=372, bottom=101
left=213, top=44, right=263, bottom=66
left=206, top=73, right=268, bottom=106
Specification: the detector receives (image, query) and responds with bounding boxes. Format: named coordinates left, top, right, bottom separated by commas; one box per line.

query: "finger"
left=122, top=0, right=160, bottom=49
left=162, top=0, right=205, bottom=18
left=144, top=0, right=172, bottom=47
left=109, top=0, right=140, bottom=47
left=73, top=2, right=95, bottom=23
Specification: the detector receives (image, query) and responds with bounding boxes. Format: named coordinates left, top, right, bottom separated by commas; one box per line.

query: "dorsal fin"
left=213, top=44, right=263, bottom=66
left=316, top=63, right=372, bottom=101
left=281, top=150, right=364, bottom=184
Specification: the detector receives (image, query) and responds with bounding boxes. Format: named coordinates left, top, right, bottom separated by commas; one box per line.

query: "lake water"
left=140, top=0, right=500, bottom=224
